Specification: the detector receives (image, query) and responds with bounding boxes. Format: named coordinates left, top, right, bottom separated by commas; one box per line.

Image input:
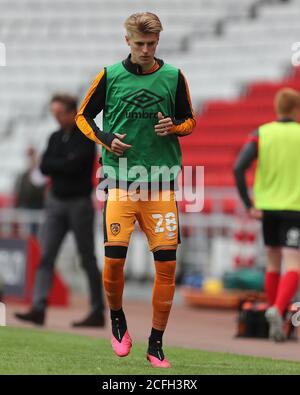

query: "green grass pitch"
left=1, top=327, right=300, bottom=375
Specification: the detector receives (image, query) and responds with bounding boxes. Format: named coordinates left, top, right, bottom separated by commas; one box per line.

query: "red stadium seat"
left=181, top=66, right=300, bottom=211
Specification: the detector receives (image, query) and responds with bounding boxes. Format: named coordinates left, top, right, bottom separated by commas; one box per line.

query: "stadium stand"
left=0, top=0, right=299, bottom=202
left=1, top=0, right=300, bottom=293
left=182, top=68, right=300, bottom=185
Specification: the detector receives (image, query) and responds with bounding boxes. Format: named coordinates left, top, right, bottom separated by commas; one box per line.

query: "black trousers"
left=32, top=192, right=104, bottom=313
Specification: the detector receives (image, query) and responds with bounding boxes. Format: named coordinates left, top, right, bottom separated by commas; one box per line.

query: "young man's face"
left=126, top=32, right=159, bottom=68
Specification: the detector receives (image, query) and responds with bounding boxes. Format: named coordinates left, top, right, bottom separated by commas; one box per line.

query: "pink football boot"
left=147, top=340, right=171, bottom=368
left=147, top=354, right=171, bottom=368
left=111, top=329, right=132, bottom=357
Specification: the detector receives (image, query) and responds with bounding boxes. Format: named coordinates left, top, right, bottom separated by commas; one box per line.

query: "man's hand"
left=111, top=133, right=132, bottom=156
left=248, top=207, right=263, bottom=220
left=154, top=112, right=174, bottom=137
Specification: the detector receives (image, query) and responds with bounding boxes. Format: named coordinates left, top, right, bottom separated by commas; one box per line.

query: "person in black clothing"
left=15, top=93, right=105, bottom=327
left=14, top=146, right=46, bottom=210
left=14, top=146, right=46, bottom=235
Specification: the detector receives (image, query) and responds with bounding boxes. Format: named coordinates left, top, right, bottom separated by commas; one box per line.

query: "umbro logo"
left=121, top=89, right=164, bottom=109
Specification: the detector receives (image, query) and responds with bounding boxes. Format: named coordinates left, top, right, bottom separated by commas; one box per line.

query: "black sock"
left=149, top=328, right=164, bottom=346
left=111, top=308, right=127, bottom=342
left=148, top=328, right=165, bottom=360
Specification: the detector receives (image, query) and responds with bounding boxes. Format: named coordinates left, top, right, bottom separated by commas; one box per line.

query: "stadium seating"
left=0, top=0, right=300, bottom=204
left=181, top=67, right=300, bottom=198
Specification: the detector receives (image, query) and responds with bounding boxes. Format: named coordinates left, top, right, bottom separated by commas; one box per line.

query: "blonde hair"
left=125, top=12, right=163, bottom=37
left=275, top=88, right=300, bottom=118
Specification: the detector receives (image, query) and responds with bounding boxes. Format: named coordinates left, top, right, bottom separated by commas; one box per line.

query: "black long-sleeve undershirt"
left=233, top=134, right=258, bottom=209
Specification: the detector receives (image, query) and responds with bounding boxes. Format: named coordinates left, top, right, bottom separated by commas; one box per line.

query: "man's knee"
left=38, top=253, right=57, bottom=269
left=80, top=253, right=99, bottom=271
left=153, top=249, right=176, bottom=282
left=265, top=246, right=282, bottom=271
left=103, top=246, right=127, bottom=284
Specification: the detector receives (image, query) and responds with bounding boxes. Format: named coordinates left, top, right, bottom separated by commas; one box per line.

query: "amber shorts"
left=103, top=188, right=180, bottom=252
